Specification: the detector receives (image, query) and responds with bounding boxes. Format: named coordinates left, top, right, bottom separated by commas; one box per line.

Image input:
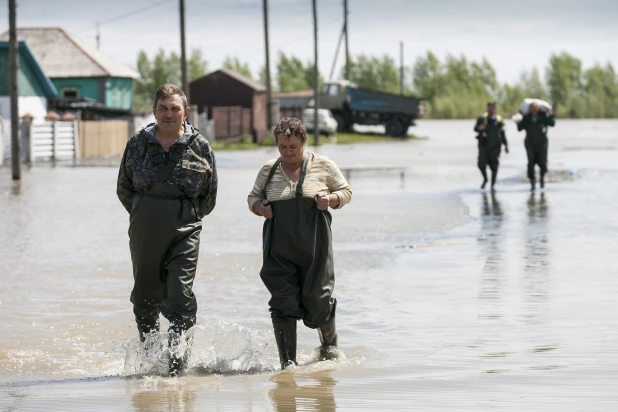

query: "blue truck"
left=312, top=80, right=425, bottom=137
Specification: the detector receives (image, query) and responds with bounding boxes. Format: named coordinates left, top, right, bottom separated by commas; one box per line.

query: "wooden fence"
left=212, top=106, right=252, bottom=139
left=78, top=120, right=128, bottom=158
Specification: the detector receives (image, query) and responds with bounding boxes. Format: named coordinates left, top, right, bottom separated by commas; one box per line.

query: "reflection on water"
left=1, top=120, right=618, bottom=410
left=269, top=370, right=337, bottom=412
left=131, top=383, right=197, bottom=412
left=10, top=180, right=21, bottom=196
left=522, top=192, right=551, bottom=324
left=478, top=191, right=505, bottom=319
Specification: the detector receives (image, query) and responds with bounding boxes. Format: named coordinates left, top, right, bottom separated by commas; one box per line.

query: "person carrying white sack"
left=515, top=100, right=556, bottom=190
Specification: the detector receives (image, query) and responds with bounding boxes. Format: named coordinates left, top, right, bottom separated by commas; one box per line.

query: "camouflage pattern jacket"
left=116, top=122, right=217, bottom=219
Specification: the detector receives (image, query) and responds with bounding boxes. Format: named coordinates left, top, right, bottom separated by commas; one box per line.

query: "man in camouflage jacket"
left=116, top=84, right=217, bottom=376
left=116, top=121, right=217, bottom=218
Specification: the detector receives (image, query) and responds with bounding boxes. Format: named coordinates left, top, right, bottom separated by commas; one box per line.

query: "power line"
left=74, top=0, right=175, bottom=35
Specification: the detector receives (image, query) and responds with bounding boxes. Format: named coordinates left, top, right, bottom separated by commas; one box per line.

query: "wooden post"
left=52, top=120, right=58, bottom=161
left=0, top=117, right=3, bottom=166
left=20, top=116, right=31, bottom=163
left=9, top=0, right=20, bottom=179
left=312, top=0, right=319, bottom=146
left=263, top=0, right=273, bottom=130
left=179, top=0, right=189, bottom=101
left=73, top=120, right=81, bottom=161
left=344, top=0, right=350, bottom=81
left=400, top=41, right=404, bottom=95
left=29, top=119, right=34, bottom=163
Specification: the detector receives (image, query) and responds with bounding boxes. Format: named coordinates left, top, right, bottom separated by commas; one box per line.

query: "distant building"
left=0, top=28, right=139, bottom=117
left=273, top=89, right=313, bottom=119
left=190, top=69, right=268, bottom=141
left=0, top=41, right=57, bottom=120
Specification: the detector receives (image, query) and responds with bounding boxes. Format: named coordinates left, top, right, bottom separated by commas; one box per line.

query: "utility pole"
left=344, top=0, right=349, bottom=80
left=328, top=23, right=345, bottom=81
left=312, top=0, right=319, bottom=146
left=9, top=0, right=20, bottom=180
left=179, top=0, right=189, bottom=100
left=263, top=0, right=273, bottom=130
left=96, top=22, right=100, bottom=50
left=400, top=41, right=404, bottom=95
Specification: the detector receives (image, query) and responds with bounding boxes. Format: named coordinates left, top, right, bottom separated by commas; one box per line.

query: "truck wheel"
left=385, top=119, right=406, bottom=137
left=333, top=114, right=348, bottom=133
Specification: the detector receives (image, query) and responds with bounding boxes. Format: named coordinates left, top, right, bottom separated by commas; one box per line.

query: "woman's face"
left=277, top=135, right=305, bottom=166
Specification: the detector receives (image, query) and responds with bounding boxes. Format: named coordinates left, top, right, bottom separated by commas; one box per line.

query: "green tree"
left=277, top=52, right=309, bottom=91
left=275, top=52, right=322, bottom=91
left=303, top=63, right=324, bottom=90
left=223, top=56, right=253, bottom=79
left=545, top=52, right=583, bottom=117
left=188, top=48, right=208, bottom=82
left=133, top=48, right=208, bottom=110
left=520, top=67, right=547, bottom=100
left=412, top=53, right=496, bottom=118
left=348, top=54, right=400, bottom=93
left=412, top=51, right=445, bottom=116
left=602, top=63, right=618, bottom=117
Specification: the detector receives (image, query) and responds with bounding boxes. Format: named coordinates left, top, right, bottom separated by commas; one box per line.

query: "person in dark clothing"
left=117, top=84, right=217, bottom=376
left=474, top=102, right=509, bottom=190
left=248, top=118, right=352, bottom=369
left=517, top=102, right=555, bottom=190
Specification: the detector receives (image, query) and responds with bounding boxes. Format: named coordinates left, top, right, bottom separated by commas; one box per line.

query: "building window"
left=112, top=85, right=119, bottom=107
left=62, top=87, right=80, bottom=99
left=122, top=86, right=129, bottom=109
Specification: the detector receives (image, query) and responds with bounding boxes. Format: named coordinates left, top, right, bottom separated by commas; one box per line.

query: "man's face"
left=487, top=104, right=497, bottom=116
left=530, top=103, right=540, bottom=116
left=153, top=95, right=188, bottom=132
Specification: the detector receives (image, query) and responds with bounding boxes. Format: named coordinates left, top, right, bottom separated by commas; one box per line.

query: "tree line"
left=134, top=49, right=618, bottom=119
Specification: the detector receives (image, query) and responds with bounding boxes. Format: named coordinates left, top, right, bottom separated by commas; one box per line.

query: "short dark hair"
left=153, top=84, right=188, bottom=109
left=272, top=117, right=308, bottom=144
left=487, top=101, right=497, bottom=106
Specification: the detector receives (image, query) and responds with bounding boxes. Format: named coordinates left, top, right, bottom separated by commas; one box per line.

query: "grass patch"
left=209, top=132, right=427, bottom=150
left=325, top=132, right=426, bottom=144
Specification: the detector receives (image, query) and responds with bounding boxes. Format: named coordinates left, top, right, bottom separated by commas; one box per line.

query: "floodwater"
left=1, top=120, right=617, bottom=411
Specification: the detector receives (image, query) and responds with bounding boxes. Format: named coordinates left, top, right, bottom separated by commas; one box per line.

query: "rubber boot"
left=540, top=172, right=545, bottom=189
left=490, top=168, right=498, bottom=191
left=273, top=319, right=297, bottom=370
left=479, top=168, right=488, bottom=189
left=136, top=318, right=160, bottom=343
left=317, top=308, right=339, bottom=361
left=168, top=329, right=191, bottom=377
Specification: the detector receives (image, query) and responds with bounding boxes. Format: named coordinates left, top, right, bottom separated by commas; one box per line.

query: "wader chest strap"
left=262, top=157, right=283, bottom=198
left=156, top=151, right=182, bottom=183
left=296, top=153, right=309, bottom=197
left=261, top=153, right=309, bottom=199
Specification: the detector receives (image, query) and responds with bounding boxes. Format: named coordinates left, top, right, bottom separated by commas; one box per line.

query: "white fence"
left=0, top=118, right=4, bottom=166
left=27, top=120, right=79, bottom=162
left=21, top=120, right=79, bottom=162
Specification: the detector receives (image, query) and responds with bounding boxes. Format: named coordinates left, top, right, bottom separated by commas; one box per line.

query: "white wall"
left=0, top=97, right=48, bottom=163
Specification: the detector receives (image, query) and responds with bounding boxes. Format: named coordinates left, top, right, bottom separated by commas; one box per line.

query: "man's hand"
left=477, top=124, right=486, bottom=131
left=505, top=146, right=510, bottom=154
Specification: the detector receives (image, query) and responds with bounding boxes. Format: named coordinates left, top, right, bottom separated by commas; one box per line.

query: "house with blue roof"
left=0, top=41, right=57, bottom=120
left=0, top=28, right=139, bottom=118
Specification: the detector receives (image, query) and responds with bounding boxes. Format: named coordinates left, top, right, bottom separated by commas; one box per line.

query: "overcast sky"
left=1, top=0, right=617, bottom=85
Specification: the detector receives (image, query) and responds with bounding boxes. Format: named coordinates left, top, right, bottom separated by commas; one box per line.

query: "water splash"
left=120, top=321, right=278, bottom=377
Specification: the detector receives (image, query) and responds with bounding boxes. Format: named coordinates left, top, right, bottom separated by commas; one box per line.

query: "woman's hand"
left=260, top=199, right=273, bottom=219
left=315, top=192, right=330, bottom=210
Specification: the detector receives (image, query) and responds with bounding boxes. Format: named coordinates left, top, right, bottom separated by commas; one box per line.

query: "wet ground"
left=0, top=120, right=617, bottom=411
